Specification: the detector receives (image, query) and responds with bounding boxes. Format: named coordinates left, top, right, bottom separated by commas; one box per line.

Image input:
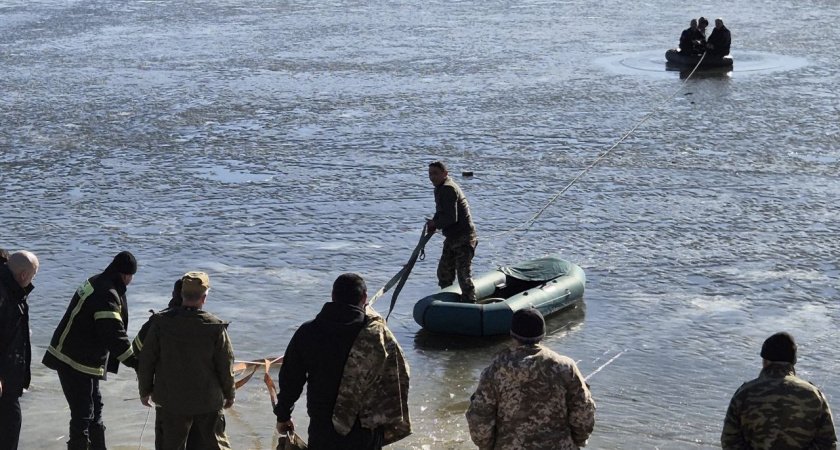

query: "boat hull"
left=666, top=48, right=733, bottom=68
left=412, top=256, right=585, bottom=336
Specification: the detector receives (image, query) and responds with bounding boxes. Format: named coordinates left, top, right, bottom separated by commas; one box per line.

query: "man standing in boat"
left=426, top=160, right=478, bottom=303
left=721, top=332, right=836, bottom=449
left=466, top=308, right=596, bottom=449
left=275, top=273, right=411, bottom=449
left=706, top=18, right=731, bottom=57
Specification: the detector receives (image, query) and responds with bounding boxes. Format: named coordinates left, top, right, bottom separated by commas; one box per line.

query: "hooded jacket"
left=0, top=264, right=35, bottom=396
left=42, top=268, right=137, bottom=378
left=433, top=177, right=475, bottom=239
left=137, top=307, right=235, bottom=415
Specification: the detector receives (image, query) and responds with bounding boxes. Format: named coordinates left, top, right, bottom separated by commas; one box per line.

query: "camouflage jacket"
left=332, top=308, right=411, bottom=446
left=466, top=344, right=596, bottom=450
left=721, top=363, right=837, bottom=450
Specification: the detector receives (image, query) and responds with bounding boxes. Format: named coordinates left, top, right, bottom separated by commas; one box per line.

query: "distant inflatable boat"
left=412, top=256, right=585, bottom=336
left=666, top=48, right=733, bottom=68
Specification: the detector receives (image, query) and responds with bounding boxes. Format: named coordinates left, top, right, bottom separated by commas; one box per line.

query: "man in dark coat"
left=426, top=161, right=478, bottom=303
left=706, top=18, right=731, bottom=56
left=0, top=251, right=38, bottom=450
left=679, top=19, right=701, bottom=55
left=42, top=251, right=139, bottom=450
left=275, top=273, right=383, bottom=450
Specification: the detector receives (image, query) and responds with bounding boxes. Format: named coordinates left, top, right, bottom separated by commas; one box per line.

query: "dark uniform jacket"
left=275, top=302, right=366, bottom=423
left=42, top=270, right=137, bottom=378
left=137, top=307, right=235, bottom=415
left=433, top=177, right=475, bottom=239
left=721, top=363, right=837, bottom=450
left=679, top=27, right=705, bottom=55
left=707, top=25, right=731, bottom=56
left=0, top=265, right=34, bottom=397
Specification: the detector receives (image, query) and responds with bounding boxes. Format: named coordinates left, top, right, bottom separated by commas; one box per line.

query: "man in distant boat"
left=705, top=18, right=731, bottom=57
left=275, top=273, right=411, bottom=450
left=426, top=160, right=478, bottom=303
left=0, top=250, right=39, bottom=450
left=42, top=251, right=140, bottom=450
left=679, top=19, right=705, bottom=55
left=721, top=332, right=837, bottom=449
left=137, top=271, right=235, bottom=450
left=466, top=308, right=596, bottom=449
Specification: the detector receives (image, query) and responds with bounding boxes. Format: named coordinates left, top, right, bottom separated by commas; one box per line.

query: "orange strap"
left=233, top=356, right=283, bottom=407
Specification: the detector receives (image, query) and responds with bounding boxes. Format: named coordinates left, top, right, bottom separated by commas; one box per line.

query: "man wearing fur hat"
left=721, top=332, right=837, bottom=449
left=43, top=251, right=140, bottom=450
left=466, top=308, right=596, bottom=449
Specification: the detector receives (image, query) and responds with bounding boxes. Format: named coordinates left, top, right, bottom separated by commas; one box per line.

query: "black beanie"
left=510, top=308, right=546, bottom=344
left=760, top=332, right=797, bottom=365
left=108, top=251, right=137, bottom=275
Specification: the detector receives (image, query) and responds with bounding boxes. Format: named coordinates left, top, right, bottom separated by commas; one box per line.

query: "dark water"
left=2, top=0, right=839, bottom=448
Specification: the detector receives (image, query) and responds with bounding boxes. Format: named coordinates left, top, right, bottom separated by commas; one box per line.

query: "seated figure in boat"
left=706, top=18, right=731, bottom=57
left=679, top=19, right=705, bottom=55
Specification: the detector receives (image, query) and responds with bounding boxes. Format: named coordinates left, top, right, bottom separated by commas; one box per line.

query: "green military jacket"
left=137, top=307, right=235, bottom=415
left=722, top=363, right=837, bottom=450
left=332, top=308, right=411, bottom=445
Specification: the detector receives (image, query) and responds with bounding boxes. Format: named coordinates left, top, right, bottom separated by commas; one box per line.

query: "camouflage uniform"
left=466, top=344, right=595, bottom=450
left=721, top=362, right=837, bottom=450
left=333, top=309, right=411, bottom=446
left=433, top=177, right=477, bottom=302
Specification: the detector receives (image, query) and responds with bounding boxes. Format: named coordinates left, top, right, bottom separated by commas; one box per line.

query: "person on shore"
left=42, top=251, right=140, bottom=450
left=466, top=308, right=596, bottom=449
left=275, top=273, right=411, bottom=449
left=426, top=161, right=478, bottom=303
left=132, top=278, right=204, bottom=450
left=706, top=18, right=731, bottom=57
left=0, top=248, right=9, bottom=263
left=679, top=19, right=704, bottom=55
left=137, top=272, right=236, bottom=450
left=721, top=332, right=837, bottom=449
left=0, top=251, right=39, bottom=450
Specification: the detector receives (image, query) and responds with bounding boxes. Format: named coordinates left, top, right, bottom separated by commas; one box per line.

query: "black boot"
left=89, top=424, right=107, bottom=450
left=67, top=438, right=90, bottom=450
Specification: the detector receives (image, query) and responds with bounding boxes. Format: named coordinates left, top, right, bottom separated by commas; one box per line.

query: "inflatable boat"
left=412, top=256, right=585, bottom=336
left=666, top=48, right=733, bottom=68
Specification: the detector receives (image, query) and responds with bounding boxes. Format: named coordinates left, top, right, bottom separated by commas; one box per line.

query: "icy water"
left=2, top=0, right=839, bottom=448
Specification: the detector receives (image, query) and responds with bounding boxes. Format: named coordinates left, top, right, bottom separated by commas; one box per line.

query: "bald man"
left=0, top=250, right=39, bottom=450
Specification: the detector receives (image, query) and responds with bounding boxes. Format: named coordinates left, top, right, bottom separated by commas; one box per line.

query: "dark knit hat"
left=760, top=332, right=797, bottom=365
left=510, top=308, right=546, bottom=343
left=108, top=251, right=137, bottom=275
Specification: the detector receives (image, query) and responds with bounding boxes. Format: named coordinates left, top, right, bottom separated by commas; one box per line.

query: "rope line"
left=482, top=52, right=708, bottom=241
left=137, top=405, right=152, bottom=450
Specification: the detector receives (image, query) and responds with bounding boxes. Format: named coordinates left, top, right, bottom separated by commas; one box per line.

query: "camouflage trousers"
left=437, top=232, right=477, bottom=302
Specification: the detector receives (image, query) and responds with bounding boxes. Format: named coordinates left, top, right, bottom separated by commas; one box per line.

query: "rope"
left=137, top=405, right=152, bottom=450
left=584, top=349, right=627, bottom=382
left=482, top=52, right=708, bottom=241
left=368, top=225, right=434, bottom=320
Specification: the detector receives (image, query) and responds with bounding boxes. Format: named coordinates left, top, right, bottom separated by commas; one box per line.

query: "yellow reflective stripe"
left=133, top=335, right=143, bottom=352
left=116, top=347, right=134, bottom=362
left=56, top=281, right=95, bottom=353
left=47, top=346, right=104, bottom=377
left=94, top=311, right=123, bottom=321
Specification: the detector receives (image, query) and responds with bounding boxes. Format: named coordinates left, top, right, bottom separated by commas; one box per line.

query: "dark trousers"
left=158, top=409, right=230, bottom=450
left=155, top=407, right=205, bottom=450
left=57, top=365, right=104, bottom=445
left=307, top=416, right=380, bottom=450
left=0, top=392, right=22, bottom=450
